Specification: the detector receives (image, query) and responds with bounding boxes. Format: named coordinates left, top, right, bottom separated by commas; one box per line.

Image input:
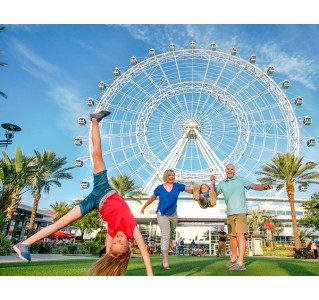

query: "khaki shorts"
left=227, top=214, right=247, bottom=236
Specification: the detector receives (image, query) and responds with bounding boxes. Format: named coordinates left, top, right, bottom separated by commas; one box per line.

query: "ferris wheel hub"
left=183, top=119, right=201, bottom=138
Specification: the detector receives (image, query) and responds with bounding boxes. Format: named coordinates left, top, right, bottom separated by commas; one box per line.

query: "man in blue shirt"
left=211, top=164, right=272, bottom=271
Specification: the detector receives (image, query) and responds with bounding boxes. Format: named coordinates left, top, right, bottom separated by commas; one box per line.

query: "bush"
left=31, top=242, right=52, bottom=254
left=0, top=235, right=13, bottom=256
left=81, top=240, right=103, bottom=255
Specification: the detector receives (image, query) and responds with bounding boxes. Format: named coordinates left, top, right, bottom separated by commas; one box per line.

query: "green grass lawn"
left=1, top=255, right=319, bottom=276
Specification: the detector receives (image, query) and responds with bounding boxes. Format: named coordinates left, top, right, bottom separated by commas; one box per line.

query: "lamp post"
left=0, top=123, right=22, bottom=148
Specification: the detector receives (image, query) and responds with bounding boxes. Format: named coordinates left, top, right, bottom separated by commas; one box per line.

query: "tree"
left=26, top=150, right=75, bottom=237
left=48, top=201, right=72, bottom=221
left=299, top=192, right=319, bottom=230
left=255, top=152, right=319, bottom=249
left=70, top=199, right=102, bottom=240
left=247, top=209, right=271, bottom=234
left=0, top=147, right=36, bottom=221
left=109, top=174, right=145, bottom=202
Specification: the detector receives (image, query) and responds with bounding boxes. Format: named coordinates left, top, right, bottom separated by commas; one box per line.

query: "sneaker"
left=90, top=110, right=111, bottom=122
left=13, top=243, right=31, bottom=262
left=229, top=263, right=246, bottom=271
left=225, top=259, right=237, bottom=267
left=208, top=189, right=217, bottom=207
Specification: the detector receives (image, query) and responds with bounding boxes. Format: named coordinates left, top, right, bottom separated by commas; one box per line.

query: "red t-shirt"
left=99, top=193, right=137, bottom=239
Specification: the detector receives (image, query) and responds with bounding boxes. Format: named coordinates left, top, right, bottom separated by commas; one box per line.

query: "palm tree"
left=255, top=152, right=319, bottom=249
left=247, top=209, right=271, bottom=234
left=48, top=201, right=72, bottom=221
left=109, top=174, right=145, bottom=202
left=0, top=147, right=36, bottom=221
left=26, top=150, right=75, bottom=237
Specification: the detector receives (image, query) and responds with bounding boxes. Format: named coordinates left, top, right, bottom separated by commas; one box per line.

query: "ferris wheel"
left=75, top=42, right=315, bottom=196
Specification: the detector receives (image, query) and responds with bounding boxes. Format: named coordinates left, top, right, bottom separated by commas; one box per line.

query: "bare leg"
left=229, top=235, right=238, bottom=262
left=236, top=233, right=246, bottom=265
left=21, top=206, right=82, bottom=245
left=161, top=250, right=170, bottom=269
left=91, top=118, right=106, bottom=174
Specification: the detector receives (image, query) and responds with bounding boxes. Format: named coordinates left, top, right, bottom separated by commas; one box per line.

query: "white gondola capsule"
left=81, top=181, right=90, bottom=189
left=113, top=67, right=121, bottom=76
left=306, top=161, right=315, bottom=167
left=303, top=116, right=312, bottom=125
left=86, top=98, right=94, bottom=106
left=149, top=48, right=155, bottom=57
left=294, top=96, right=303, bottom=106
left=307, top=138, right=316, bottom=147
left=74, top=138, right=82, bottom=146
left=74, top=159, right=84, bottom=167
left=282, top=80, right=290, bottom=89
left=210, top=43, right=217, bottom=51
left=249, top=55, right=256, bottom=63
left=169, top=43, right=175, bottom=52
left=190, top=41, right=196, bottom=49
left=78, top=117, right=86, bottom=125
left=267, top=66, right=274, bottom=75
left=130, top=56, right=137, bottom=65
left=98, top=81, right=106, bottom=91
left=231, top=47, right=237, bottom=55
left=298, top=184, right=308, bottom=192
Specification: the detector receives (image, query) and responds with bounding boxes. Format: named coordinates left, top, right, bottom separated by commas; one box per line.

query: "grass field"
left=1, top=255, right=319, bottom=276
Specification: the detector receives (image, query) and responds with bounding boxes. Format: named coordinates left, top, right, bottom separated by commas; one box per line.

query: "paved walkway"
left=0, top=253, right=94, bottom=263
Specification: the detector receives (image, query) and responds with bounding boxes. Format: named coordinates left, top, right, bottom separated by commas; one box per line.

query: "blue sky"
left=2, top=23, right=319, bottom=209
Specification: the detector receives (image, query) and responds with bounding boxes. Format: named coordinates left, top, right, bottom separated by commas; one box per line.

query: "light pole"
left=0, top=123, right=21, bottom=148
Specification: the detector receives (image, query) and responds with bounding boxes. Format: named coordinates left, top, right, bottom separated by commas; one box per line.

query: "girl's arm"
left=140, top=194, right=157, bottom=214
left=105, top=234, right=113, bottom=254
left=133, top=227, right=154, bottom=276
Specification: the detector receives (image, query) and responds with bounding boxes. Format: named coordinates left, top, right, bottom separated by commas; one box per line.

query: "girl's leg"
left=91, top=118, right=106, bottom=174
left=22, top=206, right=82, bottom=245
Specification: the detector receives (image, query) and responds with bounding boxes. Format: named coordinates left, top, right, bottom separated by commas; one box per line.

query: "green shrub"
left=31, top=242, right=52, bottom=254
left=0, top=235, right=13, bottom=256
left=81, top=240, right=103, bottom=255
left=262, top=248, right=294, bottom=257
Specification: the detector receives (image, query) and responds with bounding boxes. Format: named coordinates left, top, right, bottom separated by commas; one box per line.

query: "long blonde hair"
left=87, top=251, right=131, bottom=276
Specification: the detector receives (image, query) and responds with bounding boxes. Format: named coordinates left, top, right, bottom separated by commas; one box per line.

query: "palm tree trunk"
left=286, top=182, right=302, bottom=249
left=27, top=194, right=41, bottom=238
left=5, top=193, right=21, bottom=221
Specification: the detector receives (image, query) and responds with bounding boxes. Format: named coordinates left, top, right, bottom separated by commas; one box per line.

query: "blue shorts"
left=79, top=170, right=114, bottom=216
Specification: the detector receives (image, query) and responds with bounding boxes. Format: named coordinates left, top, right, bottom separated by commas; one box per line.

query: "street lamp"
left=0, top=123, right=22, bottom=148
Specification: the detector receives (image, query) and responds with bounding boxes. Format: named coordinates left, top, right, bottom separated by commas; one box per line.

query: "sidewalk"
left=0, top=253, right=94, bottom=263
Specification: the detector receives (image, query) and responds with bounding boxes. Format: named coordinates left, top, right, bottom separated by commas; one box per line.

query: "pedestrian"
left=211, top=164, right=272, bottom=271
left=13, top=110, right=153, bottom=276
left=311, top=238, right=318, bottom=259
left=216, top=226, right=227, bottom=257
left=140, top=170, right=193, bottom=269
left=178, top=237, right=185, bottom=256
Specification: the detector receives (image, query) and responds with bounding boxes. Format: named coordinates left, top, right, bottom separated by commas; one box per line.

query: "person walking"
left=14, top=110, right=153, bottom=276
left=216, top=226, right=227, bottom=257
left=140, top=173, right=193, bottom=269
left=210, top=164, right=272, bottom=271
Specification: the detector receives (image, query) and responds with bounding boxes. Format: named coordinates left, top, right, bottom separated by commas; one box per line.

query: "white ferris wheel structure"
left=75, top=42, right=315, bottom=197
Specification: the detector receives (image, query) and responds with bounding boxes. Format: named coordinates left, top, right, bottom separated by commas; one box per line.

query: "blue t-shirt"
left=154, top=182, right=186, bottom=215
left=216, top=175, right=252, bottom=215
